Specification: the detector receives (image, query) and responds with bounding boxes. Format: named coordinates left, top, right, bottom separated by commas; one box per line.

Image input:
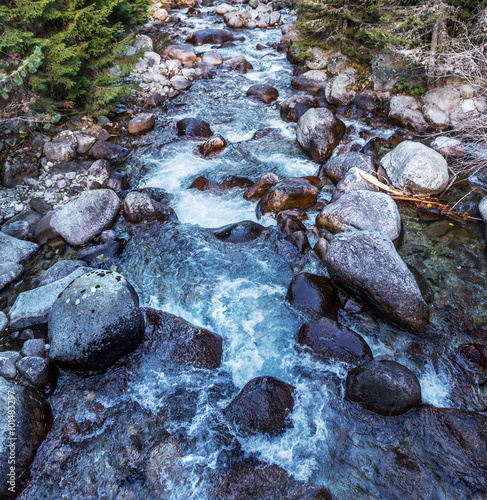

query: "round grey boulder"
left=48, top=271, right=145, bottom=372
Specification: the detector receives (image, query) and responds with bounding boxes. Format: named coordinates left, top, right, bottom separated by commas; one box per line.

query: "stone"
left=324, top=73, right=355, bottom=106
left=171, top=75, right=191, bottom=91
left=50, top=189, right=121, bottom=246
left=297, top=317, right=373, bottom=366
left=21, top=339, right=46, bottom=358
left=388, top=96, right=428, bottom=133
left=479, top=197, right=487, bottom=224
left=286, top=273, right=340, bottom=320
left=133, top=51, right=161, bottom=72
left=198, top=134, right=227, bottom=157
left=243, top=172, right=279, bottom=201
left=146, top=92, right=165, bottom=107
left=324, top=230, right=429, bottom=332
left=455, top=344, right=487, bottom=384
left=224, top=376, right=295, bottom=435
left=0, top=312, right=7, bottom=335
left=39, top=260, right=87, bottom=287
left=317, top=190, right=402, bottom=242
left=246, top=84, right=279, bottom=104
left=78, top=241, right=121, bottom=267
left=48, top=271, right=145, bottom=372
left=128, top=113, right=155, bottom=134
left=305, top=47, right=328, bottom=70
left=327, top=53, right=349, bottom=74
left=187, top=29, right=233, bottom=46
left=103, top=171, right=130, bottom=192
left=296, top=108, right=345, bottom=162
left=34, top=211, right=58, bottom=245
left=224, top=13, right=244, bottom=29
left=0, top=232, right=39, bottom=265
left=280, top=95, right=320, bottom=123
left=256, top=177, right=319, bottom=217
left=331, top=166, right=380, bottom=201
left=123, top=191, right=177, bottom=223
left=321, top=152, right=375, bottom=184
left=216, top=2, right=236, bottom=15
left=291, top=70, right=328, bottom=92
left=53, top=130, right=77, bottom=146
left=43, top=142, right=76, bottom=163
left=29, top=197, right=53, bottom=216
left=0, top=262, right=23, bottom=291
left=149, top=5, right=168, bottom=21
left=351, top=91, right=382, bottom=112
left=225, top=56, right=253, bottom=73
left=177, top=118, right=213, bottom=138
left=189, top=174, right=251, bottom=192
left=420, top=85, right=461, bottom=112
left=88, top=159, right=112, bottom=179
left=0, top=378, right=51, bottom=497
left=88, top=140, right=129, bottom=162
left=346, top=360, right=422, bottom=416
left=286, top=231, right=311, bottom=253
left=430, top=136, right=464, bottom=158
left=16, top=357, right=59, bottom=395
left=202, top=51, right=223, bottom=66
left=313, top=238, right=329, bottom=263
left=162, top=44, right=197, bottom=65
left=380, top=141, right=450, bottom=195
left=2, top=160, right=39, bottom=187
left=213, top=220, right=265, bottom=243
left=134, top=34, right=153, bottom=51
left=144, top=308, right=223, bottom=369
left=9, top=268, right=90, bottom=328
left=422, top=103, right=449, bottom=130
left=0, top=352, right=19, bottom=380
left=1, top=210, right=42, bottom=241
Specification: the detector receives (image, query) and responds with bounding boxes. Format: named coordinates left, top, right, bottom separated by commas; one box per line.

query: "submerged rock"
left=346, top=360, right=422, bottom=416
left=48, top=271, right=145, bottom=372
left=213, top=220, right=265, bottom=243
left=224, top=376, right=295, bottom=435
left=296, top=108, right=345, bottom=162
left=324, top=230, right=429, bottom=332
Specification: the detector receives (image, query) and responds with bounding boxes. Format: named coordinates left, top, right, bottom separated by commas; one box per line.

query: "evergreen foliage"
left=0, top=0, right=149, bottom=113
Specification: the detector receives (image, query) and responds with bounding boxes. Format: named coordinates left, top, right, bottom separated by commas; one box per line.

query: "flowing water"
left=21, top=6, right=487, bottom=500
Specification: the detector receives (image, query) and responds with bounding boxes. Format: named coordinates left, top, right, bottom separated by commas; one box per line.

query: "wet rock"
left=327, top=53, right=349, bottom=74
left=388, top=96, right=428, bottom=133
left=50, top=189, right=121, bottom=246
left=291, top=70, right=327, bottom=92
left=16, top=357, right=58, bottom=395
left=201, top=51, right=223, bottom=66
left=277, top=209, right=308, bottom=224
left=351, top=91, right=382, bottom=112
left=321, top=152, right=375, bottom=184
left=224, top=12, right=244, bottom=29
left=256, top=177, right=319, bottom=217
left=187, top=29, right=233, bottom=46
left=313, top=238, right=329, bottom=262
left=297, top=317, right=373, bottom=366
left=346, top=360, right=422, bottom=416
left=144, top=308, right=222, bottom=369
left=177, top=118, right=213, bottom=138
left=380, top=141, right=449, bottom=195
left=324, top=230, right=429, bottom=332
left=198, top=134, right=227, bottom=157
left=0, top=352, right=19, bottom=380
left=0, top=378, right=52, bottom=497
left=9, top=268, right=90, bottom=328
left=128, top=113, right=155, bottom=135
left=103, top=171, right=130, bottom=192
left=48, top=271, right=145, bottom=372
left=286, top=231, right=311, bottom=253
left=123, top=191, right=177, bottom=224
left=317, top=190, right=402, bottom=242
left=162, top=44, right=197, bottom=65
left=43, top=142, right=76, bottom=163
left=324, top=73, right=355, bottom=106
left=34, top=211, right=58, bottom=245
left=21, top=339, right=46, bottom=358
left=73, top=131, right=97, bottom=154
left=213, top=220, right=265, bottom=243
left=407, top=264, right=433, bottom=304
left=280, top=95, right=320, bottom=123
left=189, top=174, right=251, bottom=192
left=78, top=241, right=121, bottom=267
left=224, top=376, right=295, bottom=435
left=88, top=140, right=129, bottom=162
left=278, top=217, right=307, bottom=235
left=146, top=92, right=165, bottom=107
left=422, top=104, right=449, bottom=130
left=39, top=260, right=88, bottom=286
left=296, top=108, right=345, bottom=162
left=243, top=172, right=279, bottom=201
left=331, top=166, right=380, bottom=201
left=430, top=136, right=464, bottom=158
left=1, top=210, right=42, bottom=241
left=420, top=85, right=460, bottom=112
left=286, top=273, right=340, bottom=320
left=0, top=312, right=7, bottom=335
left=246, top=84, right=279, bottom=104
left=0, top=262, right=23, bottom=291
left=225, top=55, right=253, bottom=73
left=171, top=75, right=191, bottom=91
left=0, top=232, right=39, bottom=266
left=454, top=344, right=487, bottom=383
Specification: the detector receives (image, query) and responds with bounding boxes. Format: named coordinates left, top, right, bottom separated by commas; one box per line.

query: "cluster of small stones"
left=218, top=0, right=281, bottom=29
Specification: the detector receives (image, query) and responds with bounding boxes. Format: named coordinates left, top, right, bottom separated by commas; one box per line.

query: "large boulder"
left=422, top=104, right=449, bottom=130
left=161, top=44, right=197, bottom=65
left=43, top=142, right=76, bottom=163
left=0, top=378, right=52, bottom=498
left=291, top=70, right=327, bottom=92
left=321, top=152, right=375, bottom=184
left=286, top=273, right=340, bottom=320
left=296, top=108, right=345, bottom=162
left=256, top=178, right=318, bottom=217
left=224, top=376, right=295, bottom=435
left=331, top=166, right=380, bottom=201
left=388, top=96, right=428, bottom=133
left=0, top=233, right=39, bottom=265
left=316, top=190, right=402, bottom=242
left=213, top=220, right=265, bottom=243
left=187, top=29, right=233, bottom=46
left=345, top=360, right=422, bottom=416
left=128, top=113, right=155, bottom=135
left=380, top=141, right=449, bottom=195
left=297, top=317, right=373, bottom=366
left=324, top=230, right=429, bottom=332
left=420, top=85, right=461, bottom=112
left=246, top=84, right=279, bottom=104
left=123, top=191, right=177, bottom=223
left=324, top=73, right=355, bottom=106
left=280, top=95, right=320, bottom=123
left=144, top=308, right=222, bottom=369
left=49, top=189, right=121, bottom=246
left=48, top=271, right=145, bottom=372
left=177, top=118, right=213, bottom=138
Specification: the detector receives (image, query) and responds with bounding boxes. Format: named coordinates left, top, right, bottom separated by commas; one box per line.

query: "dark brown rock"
left=128, top=113, right=155, bottom=135
left=246, top=84, right=279, bottom=104
left=213, top=220, right=265, bottom=243
left=243, top=173, right=279, bottom=201
left=187, top=29, right=233, bottom=46
left=189, top=174, right=252, bottom=192
left=225, top=56, right=253, bottom=73
left=280, top=95, right=320, bottom=123
left=197, top=134, right=227, bottom=157
left=177, top=118, right=213, bottom=138
left=123, top=191, right=177, bottom=224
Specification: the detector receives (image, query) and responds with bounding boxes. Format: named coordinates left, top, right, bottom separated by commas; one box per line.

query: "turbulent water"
left=21, top=6, right=487, bottom=500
